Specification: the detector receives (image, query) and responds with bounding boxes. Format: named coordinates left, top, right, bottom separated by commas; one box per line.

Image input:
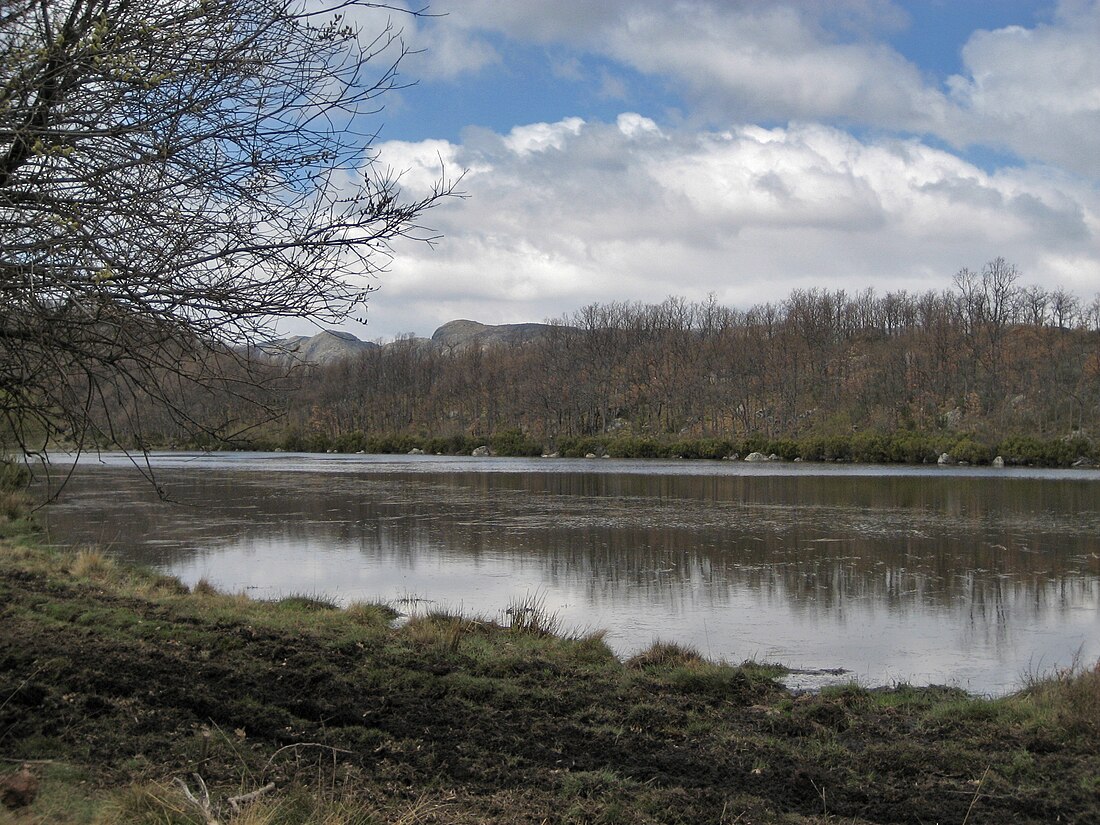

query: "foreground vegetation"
left=2, top=507, right=1099, bottom=824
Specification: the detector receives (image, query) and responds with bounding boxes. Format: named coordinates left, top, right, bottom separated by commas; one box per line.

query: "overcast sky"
left=319, top=0, right=1100, bottom=341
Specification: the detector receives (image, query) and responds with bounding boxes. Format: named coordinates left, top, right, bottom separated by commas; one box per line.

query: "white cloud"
left=410, top=2, right=947, bottom=129
left=617, top=112, right=662, bottom=139
left=945, top=1, right=1100, bottom=174
left=414, top=26, right=501, bottom=80
left=604, top=3, right=943, bottom=130
left=502, top=118, right=586, bottom=155
left=358, top=116, right=1100, bottom=340
left=311, top=2, right=1100, bottom=338
left=404, top=0, right=1100, bottom=175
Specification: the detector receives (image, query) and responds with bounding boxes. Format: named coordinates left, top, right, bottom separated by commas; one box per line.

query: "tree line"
left=117, top=259, right=1100, bottom=465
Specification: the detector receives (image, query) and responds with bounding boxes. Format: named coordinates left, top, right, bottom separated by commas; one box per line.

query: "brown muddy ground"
left=1, top=546, right=1098, bottom=824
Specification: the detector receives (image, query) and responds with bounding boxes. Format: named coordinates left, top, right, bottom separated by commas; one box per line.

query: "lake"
left=37, top=451, right=1100, bottom=695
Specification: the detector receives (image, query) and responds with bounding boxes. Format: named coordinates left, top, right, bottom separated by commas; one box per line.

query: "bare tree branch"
left=0, top=0, right=460, bottom=465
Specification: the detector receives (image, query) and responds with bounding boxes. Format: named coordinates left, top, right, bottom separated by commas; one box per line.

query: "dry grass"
left=98, top=779, right=461, bottom=825
left=68, top=547, right=115, bottom=578
left=1015, top=658, right=1100, bottom=737
left=0, top=490, right=28, bottom=522
left=192, top=577, right=220, bottom=596
left=625, top=640, right=706, bottom=670
left=402, top=611, right=475, bottom=652
left=503, top=592, right=560, bottom=638
left=343, top=601, right=398, bottom=626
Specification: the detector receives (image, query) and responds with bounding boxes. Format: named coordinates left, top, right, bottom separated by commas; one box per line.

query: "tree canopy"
left=0, top=0, right=455, bottom=458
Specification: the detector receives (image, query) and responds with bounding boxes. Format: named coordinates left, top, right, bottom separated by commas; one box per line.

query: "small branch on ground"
left=228, top=782, right=276, bottom=814
left=173, top=774, right=220, bottom=825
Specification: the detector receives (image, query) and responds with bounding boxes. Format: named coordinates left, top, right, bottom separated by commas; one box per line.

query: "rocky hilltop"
left=431, top=319, right=559, bottom=352
left=255, top=329, right=378, bottom=365
left=259, top=320, right=561, bottom=364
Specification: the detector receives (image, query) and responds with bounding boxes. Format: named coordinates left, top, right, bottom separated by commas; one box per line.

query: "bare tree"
left=0, top=0, right=457, bottom=459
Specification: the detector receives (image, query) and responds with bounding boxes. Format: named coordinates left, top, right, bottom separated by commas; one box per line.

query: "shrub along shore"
left=2, top=506, right=1100, bottom=823
left=188, top=428, right=1100, bottom=469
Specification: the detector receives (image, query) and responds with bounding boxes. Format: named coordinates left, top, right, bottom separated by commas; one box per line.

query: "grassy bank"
left=2, top=520, right=1100, bottom=823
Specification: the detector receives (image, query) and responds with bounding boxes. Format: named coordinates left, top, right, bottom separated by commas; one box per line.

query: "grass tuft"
left=69, top=547, right=115, bottom=578
left=402, top=611, right=474, bottom=652
left=625, top=640, right=705, bottom=670
left=343, top=600, right=399, bottom=626
left=192, top=577, right=220, bottom=596
left=571, top=629, right=616, bottom=664
left=504, top=592, right=560, bottom=637
left=271, top=594, right=340, bottom=613
left=98, top=781, right=196, bottom=824
left=0, top=489, right=29, bottom=522
left=1014, top=659, right=1100, bottom=737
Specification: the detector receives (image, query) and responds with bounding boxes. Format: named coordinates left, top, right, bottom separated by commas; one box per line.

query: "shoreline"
left=32, top=451, right=1100, bottom=699
left=53, top=425, right=1100, bottom=471
left=2, top=526, right=1099, bottom=823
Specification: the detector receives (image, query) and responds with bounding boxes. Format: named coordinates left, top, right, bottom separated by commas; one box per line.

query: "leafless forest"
left=119, top=260, right=1100, bottom=463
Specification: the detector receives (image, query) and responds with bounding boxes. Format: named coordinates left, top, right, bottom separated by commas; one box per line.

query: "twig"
left=261, top=741, right=353, bottom=775
left=173, top=774, right=220, bottom=825
left=961, top=765, right=991, bottom=825
left=809, top=778, right=827, bottom=816
left=228, top=782, right=276, bottom=813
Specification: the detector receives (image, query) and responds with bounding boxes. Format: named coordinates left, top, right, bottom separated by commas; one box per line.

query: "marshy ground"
left=1, top=516, right=1098, bottom=824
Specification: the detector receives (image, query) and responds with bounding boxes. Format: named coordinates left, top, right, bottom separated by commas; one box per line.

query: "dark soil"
left=2, top=545, right=1099, bottom=824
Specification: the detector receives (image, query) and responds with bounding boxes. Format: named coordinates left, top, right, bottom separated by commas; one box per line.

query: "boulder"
left=744, top=451, right=768, bottom=462
left=408, top=448, right=424, bottom=455
left=992, top=456, right=1005, bottom=468
left=471, top=445, right=490, bottom=457
left=937, top=452, right=954, bottom=466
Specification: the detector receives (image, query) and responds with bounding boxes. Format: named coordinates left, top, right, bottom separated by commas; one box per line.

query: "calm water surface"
left=39, top=452, right=1100, bottom=694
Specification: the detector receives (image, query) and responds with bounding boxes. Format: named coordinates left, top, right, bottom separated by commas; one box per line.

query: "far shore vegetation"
left=2, top=482, right=1100, bottom=823
left=75, top=270, right=1098, bottom=469
left=243, top=427, right=1098, bottom=469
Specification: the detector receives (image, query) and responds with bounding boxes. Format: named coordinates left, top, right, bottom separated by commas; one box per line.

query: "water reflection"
left=39, top=453, right=1100, bottom=694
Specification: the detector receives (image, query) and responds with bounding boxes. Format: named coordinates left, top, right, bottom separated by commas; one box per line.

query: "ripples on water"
left=38, top=452, right=1100, bottom=694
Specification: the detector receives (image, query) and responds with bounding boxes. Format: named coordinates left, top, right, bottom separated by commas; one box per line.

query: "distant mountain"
left=255, top=320, right=564, bottom=365
left=256, top=330, right=378, bottom=365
